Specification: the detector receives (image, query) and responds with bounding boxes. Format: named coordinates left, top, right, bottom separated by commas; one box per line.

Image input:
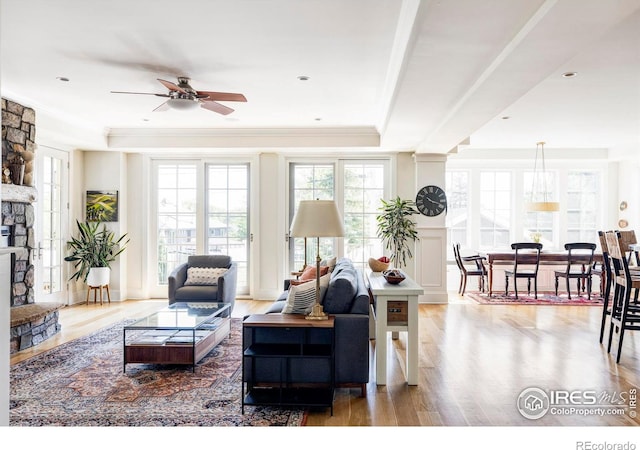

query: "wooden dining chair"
left=504, top=242, right=542, bottom=299
left=591, top=232, right=608, bottom=301
left=554, top=242, right=596, bottom=299
left=604, top=231, right=640, bottom=363
left=596, top=231, right=614, bottom=343
left=618, top=230, right=640, bottom=301
left=453, top=242, right=487, bottom=295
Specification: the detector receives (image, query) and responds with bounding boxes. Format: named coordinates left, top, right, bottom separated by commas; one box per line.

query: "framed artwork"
left=86, top=190, right=119, bottom=222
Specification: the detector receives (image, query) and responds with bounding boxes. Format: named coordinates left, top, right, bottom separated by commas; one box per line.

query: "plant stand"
left=86, top=284, right=110, bottom=305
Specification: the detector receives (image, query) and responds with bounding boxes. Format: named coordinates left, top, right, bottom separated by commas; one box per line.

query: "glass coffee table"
left=123, top=302, right=231, bottom=372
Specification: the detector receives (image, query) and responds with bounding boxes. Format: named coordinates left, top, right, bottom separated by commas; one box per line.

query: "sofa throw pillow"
left=320, top=256, right=338, bottom=272
left=184, top=267, right=228, bottom=286
left=283, top=274, right=330, bottom=314
left=299, top=264, right=329, bottom=281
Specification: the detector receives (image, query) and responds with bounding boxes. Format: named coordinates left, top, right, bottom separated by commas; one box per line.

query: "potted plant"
left=64, top=220, right=129, bottom=285
left=376, top=196, right=419, bottom=269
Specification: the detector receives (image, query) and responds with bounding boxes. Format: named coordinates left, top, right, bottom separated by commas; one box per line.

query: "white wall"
left=64, top=147, right=635, bottom=305
left=125, top=153, right=147, bottom=299
left=68, top=151, right=128, bottom=303
left=255, top=153, right=284, bottom=300
left=395, top=152, right=418, bottom=280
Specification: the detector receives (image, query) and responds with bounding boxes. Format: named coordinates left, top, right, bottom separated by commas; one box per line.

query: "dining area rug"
left=10, top=318, right=306, bottom=426
left=465, top=291, right=604, bottom=305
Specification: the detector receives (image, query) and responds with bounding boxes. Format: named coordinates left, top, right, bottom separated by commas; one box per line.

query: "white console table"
left=367, top=270, right=423, bottom=386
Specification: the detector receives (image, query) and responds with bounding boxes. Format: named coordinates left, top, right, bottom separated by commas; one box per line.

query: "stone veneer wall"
left=1, top=98, right=37, bottom=307
left=1, top=202, right=35, bottom=306
left=2, top=97, right=36, bottom=186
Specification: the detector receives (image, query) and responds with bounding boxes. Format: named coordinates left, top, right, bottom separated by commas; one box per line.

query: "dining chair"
left=618, top=230, right=640, bottom=264
left=553, top=242, right=597, bottom=299
left=618, top=230, right=640, bottom=301
left=596, top=231, right=614, bottom=343
left=604, top=231, right=640, bottom=363
left=453, top=242, right=487, bottom=295
left=591, top=233, right=608, bottom=300
left=504, top=242, right=543, bottom=299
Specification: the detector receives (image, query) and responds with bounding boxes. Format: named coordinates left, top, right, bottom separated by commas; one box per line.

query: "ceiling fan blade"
left=152, top=101, right=170, bottom=112
left=197, top=91, right=247, bottom=102
left=200, top=100, right=234, bottom=115
left=157, top=78, right=188, bottom=94
left=111, top=91, right=170, bottom=97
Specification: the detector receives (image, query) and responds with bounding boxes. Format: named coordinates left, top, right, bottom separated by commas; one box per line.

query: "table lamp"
left=290, top=199, right=345, bottom=320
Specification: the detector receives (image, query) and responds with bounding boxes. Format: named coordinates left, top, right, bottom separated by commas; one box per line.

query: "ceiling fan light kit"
left=167, top=98, right=199, bottom=110
left=111, top=76, right=247, bottom=115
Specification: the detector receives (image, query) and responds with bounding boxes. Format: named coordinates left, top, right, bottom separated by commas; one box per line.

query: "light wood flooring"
left=10, top=296, right=640, bottom=427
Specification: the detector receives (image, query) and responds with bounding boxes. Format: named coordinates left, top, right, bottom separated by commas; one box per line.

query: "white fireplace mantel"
left=0, top=184, right=38, bottom=203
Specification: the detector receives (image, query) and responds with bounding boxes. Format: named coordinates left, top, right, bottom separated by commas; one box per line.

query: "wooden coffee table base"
left=123, top=318, right=230, bottom=372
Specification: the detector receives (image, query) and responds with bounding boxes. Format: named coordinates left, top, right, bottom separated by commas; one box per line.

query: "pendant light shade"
left=525, top=201, right=560, bottom=212
left=526, top=141, right=559, bottom=212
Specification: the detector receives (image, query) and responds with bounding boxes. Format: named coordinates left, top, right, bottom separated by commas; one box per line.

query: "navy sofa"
left=248, top=257, right=370, bottom=396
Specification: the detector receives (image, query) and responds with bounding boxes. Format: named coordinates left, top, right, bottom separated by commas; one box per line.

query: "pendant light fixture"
left=526, top=141, right=560, bottom=212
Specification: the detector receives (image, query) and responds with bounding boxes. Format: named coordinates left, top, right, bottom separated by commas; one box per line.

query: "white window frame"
left=286, top=156, right=392, bottom=274
left=446, top=157, right=608, bottom=253
left=148, top=156, right=256, bottom=298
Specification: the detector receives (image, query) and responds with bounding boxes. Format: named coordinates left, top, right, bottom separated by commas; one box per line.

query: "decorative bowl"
left=368, top=257, right=389, bottom=272
left=382, top=269, right=405, bottom=285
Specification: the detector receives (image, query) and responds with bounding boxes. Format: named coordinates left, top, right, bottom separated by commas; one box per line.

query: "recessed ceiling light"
left=314, top=118, right=322, bottom=121
left=562, top=72, right=577, bottom=78
left=297, top=75, right=310, bottom=81
left=142, top=118, right=150, bottom=122
left=501, top=116, right=510, bottom=120
left=56, top=76, right=70, bottom=82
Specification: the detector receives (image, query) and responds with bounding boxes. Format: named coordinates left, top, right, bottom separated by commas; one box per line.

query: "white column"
left=414, top=153, right=448, bottom=303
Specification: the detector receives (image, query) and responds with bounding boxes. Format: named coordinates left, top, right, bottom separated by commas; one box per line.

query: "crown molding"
left=106, top=127, right=380, bottom=149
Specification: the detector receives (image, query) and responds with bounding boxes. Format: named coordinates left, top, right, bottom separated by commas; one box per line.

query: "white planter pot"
left=87, top=267, right=110, bottom=287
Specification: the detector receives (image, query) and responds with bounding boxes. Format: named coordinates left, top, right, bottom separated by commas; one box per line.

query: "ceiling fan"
left=111, top=76, right=247, bottom=115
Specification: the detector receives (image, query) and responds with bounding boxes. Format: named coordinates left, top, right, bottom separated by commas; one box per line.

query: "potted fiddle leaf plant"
left=64, top=220, right=129, bottom=286
left=376, top=196, right=419, bottom=269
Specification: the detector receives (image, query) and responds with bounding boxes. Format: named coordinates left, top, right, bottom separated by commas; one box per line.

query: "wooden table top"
left=481, top=250, right=602, bottom=264
left=242, top=313, right=335, bottom=328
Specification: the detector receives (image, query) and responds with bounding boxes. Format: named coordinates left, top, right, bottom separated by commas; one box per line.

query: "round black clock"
left=416, top=185, right=447, bottom=217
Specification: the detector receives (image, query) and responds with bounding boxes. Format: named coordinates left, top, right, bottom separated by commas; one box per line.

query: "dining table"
left=481, top=250, right=602, bottom=297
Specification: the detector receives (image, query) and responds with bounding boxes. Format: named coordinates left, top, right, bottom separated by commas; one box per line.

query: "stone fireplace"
left=2, top=97, right=62, bottom=353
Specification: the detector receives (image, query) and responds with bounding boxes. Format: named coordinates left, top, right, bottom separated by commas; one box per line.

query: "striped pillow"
left=283, top=274, right=330, bottom=314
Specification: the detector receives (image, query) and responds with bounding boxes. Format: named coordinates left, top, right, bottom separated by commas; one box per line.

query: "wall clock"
left=416, top=185, right=447, bottom=217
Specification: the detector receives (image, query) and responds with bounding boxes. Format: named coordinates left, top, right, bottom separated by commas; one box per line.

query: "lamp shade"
left=526, top=201, right=560, bottom=212
left=290, top=200, right=345, bottom=238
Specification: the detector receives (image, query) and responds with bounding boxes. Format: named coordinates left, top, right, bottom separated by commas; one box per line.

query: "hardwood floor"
left=10, top=296, right=640, bottom=428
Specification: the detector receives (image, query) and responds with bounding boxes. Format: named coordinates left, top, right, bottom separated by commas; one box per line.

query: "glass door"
left=35, top=146, right=69, bottom=303
left=150, top=160, right=251, bottom=297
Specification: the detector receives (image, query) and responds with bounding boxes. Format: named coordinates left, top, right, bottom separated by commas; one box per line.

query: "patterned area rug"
left=10, top=318, right=306, bottom=426
left=466, top=291, right=604, bottom=305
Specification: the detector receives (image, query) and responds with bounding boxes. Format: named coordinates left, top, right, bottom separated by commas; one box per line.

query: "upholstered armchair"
left=168, top=255, right=237, bottom=313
